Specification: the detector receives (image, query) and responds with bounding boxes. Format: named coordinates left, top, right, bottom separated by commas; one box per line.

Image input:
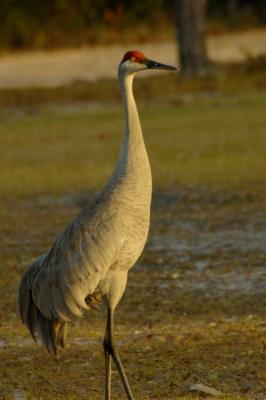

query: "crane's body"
left=18, top=51, right=176, bottom=400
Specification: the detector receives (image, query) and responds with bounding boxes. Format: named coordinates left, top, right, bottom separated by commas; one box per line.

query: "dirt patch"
left=0, top=29, right=266, bottom=88
left=145, top=188, right=266, bottom=296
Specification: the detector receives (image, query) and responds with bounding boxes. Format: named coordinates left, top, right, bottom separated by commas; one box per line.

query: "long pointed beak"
left=145, top=59, right=177, bottom=71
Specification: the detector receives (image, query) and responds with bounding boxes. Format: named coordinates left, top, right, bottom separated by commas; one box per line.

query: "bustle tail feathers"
left=18, top=255, right=67, bottom=354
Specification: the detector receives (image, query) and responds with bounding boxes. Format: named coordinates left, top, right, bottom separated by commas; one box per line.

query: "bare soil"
left=0, top=29, right=265, bottom=88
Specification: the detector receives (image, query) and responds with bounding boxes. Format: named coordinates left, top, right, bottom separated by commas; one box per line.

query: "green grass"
left=0, top=91, right=266, bottom=199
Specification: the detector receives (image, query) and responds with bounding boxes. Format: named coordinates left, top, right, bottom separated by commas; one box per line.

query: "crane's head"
left=119, top=50, right=177, bottom=76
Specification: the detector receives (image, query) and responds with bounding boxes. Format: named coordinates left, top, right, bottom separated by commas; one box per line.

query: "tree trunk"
left=175, top=0, right=209, bottom=76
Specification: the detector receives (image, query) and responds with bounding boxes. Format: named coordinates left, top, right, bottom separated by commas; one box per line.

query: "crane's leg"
left=103, top=308, right=135, bottom=400
left=103, top=325, right=112, bottom=400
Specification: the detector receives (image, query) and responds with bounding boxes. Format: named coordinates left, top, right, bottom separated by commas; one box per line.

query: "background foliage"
left=0, top=0, right=265, bottom=49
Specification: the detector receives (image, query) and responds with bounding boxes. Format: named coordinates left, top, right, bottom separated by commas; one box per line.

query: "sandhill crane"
left=18, top=50, right=176, bottom=400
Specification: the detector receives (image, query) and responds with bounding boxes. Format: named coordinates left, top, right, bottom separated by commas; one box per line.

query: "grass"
left=0, top=65, right=266, bottom=399
left=1, top=90, right=266, bottom=199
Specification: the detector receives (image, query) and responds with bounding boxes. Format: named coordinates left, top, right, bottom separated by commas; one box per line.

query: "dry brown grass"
left=0, top=188, right=265, bottom=399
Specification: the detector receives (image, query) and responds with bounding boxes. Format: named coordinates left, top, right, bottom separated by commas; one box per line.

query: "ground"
left=0, top=29, right=265, bottom=88
left=0, top=44, right=266, bottom=399
left=1, top=187, right=265, bottom=399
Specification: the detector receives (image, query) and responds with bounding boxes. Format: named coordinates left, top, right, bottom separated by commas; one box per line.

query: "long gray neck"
left=107, top=72, right=151, bottom=189
left=120, top=73, right=143, bottom=155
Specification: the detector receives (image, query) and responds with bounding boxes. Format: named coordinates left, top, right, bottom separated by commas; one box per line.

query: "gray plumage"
left=18, top=62, right=152, bottom=352
left=18, top=50, right=176, bottom=399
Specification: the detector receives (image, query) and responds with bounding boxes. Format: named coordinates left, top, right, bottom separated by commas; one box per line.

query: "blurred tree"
left=208, top=0, right=266, bottom=25
left=0, top=0, right=264, bottom=50
left=175, top=0, right=210, bottom=76
left=243, top=0, right=266, bottom=23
